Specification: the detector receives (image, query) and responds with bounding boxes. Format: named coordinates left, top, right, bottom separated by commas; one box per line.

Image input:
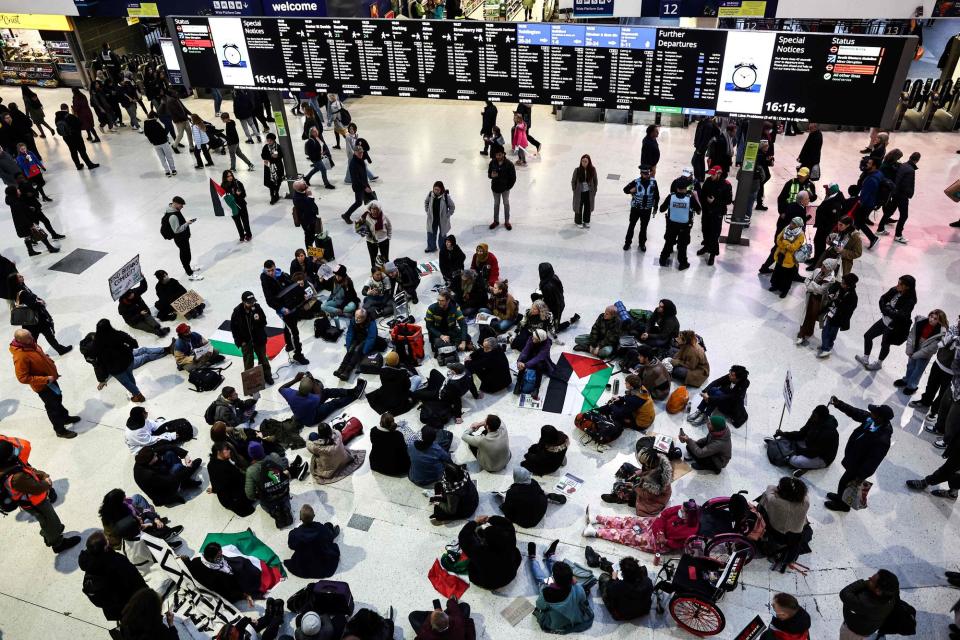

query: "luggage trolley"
left=653, top=547, right=749, bottom=636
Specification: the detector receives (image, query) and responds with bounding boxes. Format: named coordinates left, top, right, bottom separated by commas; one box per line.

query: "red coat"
left=72, top=92, right=95, bottom=130
left=649, top=504, right=699, bottom=551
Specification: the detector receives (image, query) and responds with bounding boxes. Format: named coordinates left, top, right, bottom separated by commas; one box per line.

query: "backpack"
left=357, top=353, right=383, bottom=375
left=203, top=399, right=219, bottom=425
left=81, top=571, right=114, bottom=610
left=259, top=456, right=290, bottom=503
left=876, top=178, right=896, bottom=209
left=390, top=322, right=425, bottom=365
left=665, top=386, right=689, bottom=414
left=189, top=367, right=225, bottom=392
left=765, top=438, right=794, bottom=466
left=575, top=411, right=623, bottom=446
left=338, top=107, right=352, bottom=126
left=287, top=579, right=355, bottom=616
left=160, top=212, right=175, bottom=240
left=420, top=399, right=452, bottom=428
left=55, top=118, right=72, bottom=137
left=314, top=316, right=344, bottom=342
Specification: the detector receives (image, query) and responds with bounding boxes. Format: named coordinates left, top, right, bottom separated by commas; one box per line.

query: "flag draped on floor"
left=209, top=320, right=286, bottom=359
left=210, top=178, right=238, bottom=217
left=541, top=352, right=612, bottom=414
left=200, top=529, right=286, bottom=594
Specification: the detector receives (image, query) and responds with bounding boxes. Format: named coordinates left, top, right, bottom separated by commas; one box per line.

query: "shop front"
left=0, top=13, right=82, bottom=88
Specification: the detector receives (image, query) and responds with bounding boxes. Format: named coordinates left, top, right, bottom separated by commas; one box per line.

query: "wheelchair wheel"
left=669, top=594, right=726, bottom=636
left=705, top=534, right=755, bottom=566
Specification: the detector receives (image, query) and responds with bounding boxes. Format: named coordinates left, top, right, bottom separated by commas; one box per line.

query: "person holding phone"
left=408, top=594, right=474, bottom=639
left=162, top=196, right=202, bottom=281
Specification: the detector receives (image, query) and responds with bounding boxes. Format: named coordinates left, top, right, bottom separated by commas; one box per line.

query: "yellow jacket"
left=773, top=229, right=805, bottom=269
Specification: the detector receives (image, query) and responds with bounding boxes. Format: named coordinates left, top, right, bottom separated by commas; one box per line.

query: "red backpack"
left=390, top=323, right=425, bottom=364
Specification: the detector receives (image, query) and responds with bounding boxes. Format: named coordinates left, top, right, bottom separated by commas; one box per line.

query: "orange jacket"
left=10, top=341, right=58, bottom=392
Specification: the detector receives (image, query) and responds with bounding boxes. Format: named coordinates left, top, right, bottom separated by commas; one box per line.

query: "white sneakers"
left=816, top=350, right=831, bottom=358
left=795, top=337, right=808, bottom=346
left=894, top=236, right=908, bottom=244
left=855, top=354, right=881, bottom=370
left=582, top=524, right=598, bottom=537
left=188, top=274, right=204, bottom=281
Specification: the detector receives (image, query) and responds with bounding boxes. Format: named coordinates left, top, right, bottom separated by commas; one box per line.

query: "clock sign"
left=731, top=63, right=758, bottom=91
left=222, top=43, right=246, bottom=67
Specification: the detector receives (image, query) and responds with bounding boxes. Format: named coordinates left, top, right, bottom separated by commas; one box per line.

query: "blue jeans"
left=113, top=346, right=167, bottom=395
left=321, top=300, right=357, bottom=328
left=344, top=163, right=375, bottom=184
left=529, top=558, right=596, bottom=590
left=160, top=450, right=185, bottom=475
left=211, top=88, right=223, bottom=115
left=304, top=159, right=331, bottom=185
left=477, top=309, right=517, bottom=333
left=904, top=357, right=930, bottom=389
left=820, top=321, right=840, bottom=352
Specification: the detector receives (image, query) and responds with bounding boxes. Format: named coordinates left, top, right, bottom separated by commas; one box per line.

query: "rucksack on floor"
left=575, top=411, right=623, bottom=447
left=665, top=386, right=689, bottom=414
left=315, top=316, right=343, bottom=342
left=287, top=579, right=355, bottom=616
left=390, top=322, right=425, bottom=364
left=357, top=353, right=383, bottom=375
left=189, top=366, right=225, bottom=392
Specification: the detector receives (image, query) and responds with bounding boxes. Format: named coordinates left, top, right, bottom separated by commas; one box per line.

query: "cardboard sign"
left=171, top=290, right=204, bottom=316
left=241, top=365, right=266, bottom=396
left=734, top=615, right=767, bottom=640
left=108, top=254, right=142, bottom=301
left=307, top=246, right=325, bottom=259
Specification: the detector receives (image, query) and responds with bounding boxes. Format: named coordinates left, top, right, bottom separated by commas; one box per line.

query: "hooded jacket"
left=92, top=328, right=138, bottom=376
left=521, top=426, right=568, bottom=476
left=500, top=474, right=548, bottom=528
left=369, top=425, right=411, bottom=476
left=877, top=285, right=917, bottom=345
left=537, top=262, right=565, bottom=320
left=906, top=316, right=944, bottom=360
left=644, top=300, right=679, bottom=344
left=229, top=302, right=268, bottom=346
left=465, top=346, right=512, bottom=393
left=470, top=244, right=500, bottom=286
left=458, top=516, right=521, bottom=590
left=79, top=548, right=148, bottom=621
left=778, top=413, right=840, bottom=465
left=586, top=313, right=622, bottom=349
left=833, top=400, right=892, bottom=479
left=439, top=235, right=466, bottom=282
left=117, top=279, right=152, bottom=326
left=284, top=521, right=340, bottom=579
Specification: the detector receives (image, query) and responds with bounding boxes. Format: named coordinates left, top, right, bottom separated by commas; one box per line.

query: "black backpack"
left=338, top=106, right=352, bottom=126
left=160, top=212, right=175, bottom=240
left=259, top=457, right=290, bottom=503
left=575, top=410, right=623, bottom=446
left=81, top=572, right=114, bottom=610
left=204, top=400, right=219, bottom=425
left=876, top=178, right=896, bottom=209
left=189, top=367, right=224, bottom=392
left=314, top=316, right=343, bottom=342
left=287, top=580, right=355, bottom=616
left=393, top=256, right=421, bottom=290
left=55, top=118, right=72, bottom=137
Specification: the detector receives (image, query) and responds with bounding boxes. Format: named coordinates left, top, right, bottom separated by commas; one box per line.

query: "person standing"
left=15, top=143, right=53, bottom=201
left=855, top=275, right=917, bottom=372
left=54, top=104, right=99, bottom=171
left=189, top=114, right=214, bottom=169
left=341, top=144, right=373, bottom=223
left=71, top=87, right=100, bottom=142
left=222, top=170, right=252, bottom=242
left=622, top=165, right=659, bottom=251
left=910, top=314, right=959, bottom=423
left=8, top=273, right=72, bottom=355
left=480, top=100, right=497, bottom=155
left=796, top=258, right=838, bottom=346
left=796, top=122, right=823, bottom=180
left=20, top=86, right=56, bottom=138
left=0, top=146, right=21, bottom=186
left=260, top=259, right=309, bottom=365
left=571, top=154, right=597, bottom=229
left=144, top=111, right=176, bottom=176
left=219, top=112, right=254, bottom=172
left=487, top=145, right=516, bottom=230
left=354, top=201, right=392, bottom=269
left=511, top=112, right=530, bottom=166
left=753, top=139, right=772, bottom=212
left=515, top=102, right=541, bottom=154
left=261, top=132, right=285, bottom=205
left=768, top=217, right=806, bottom=299
left=292, top=179, right=320, bottom=248
left=851, top=157, right=882, bottom=249
left=692, top=116, right=719, bottom=184
left=697, top=165, right=732, bottom=266
left=876, top=151, right=918, bottom=244
left=232, top=89, right=261, bottom=144
left=706, top=122, right=735, bottom=180
left=838, top=571, right=900, bottom=639
left=164, top=90, right=192, bottom=151
left=658, top=176, right=700, bottom=271
left=303, top=126, right=334, bottom=189
left=824, top=398, right=893, bottom=513
left=229, top=291, right=274, bottom=385
left=425, top=180, right=455, bottom=252
left=6, top=185, right=61, bottom=256
left=10, top=329, right=81, bottom=438
left=817, top=272, right=859, bottom=358
left=162, top=196, right=203, bottom=281
left=806, top=183, right=846, bottom=270
left=0, top=439, right=81, bottom=550
left=640, top=125, right=660, bottom=176
left=760, top=190, right=810, bottom=275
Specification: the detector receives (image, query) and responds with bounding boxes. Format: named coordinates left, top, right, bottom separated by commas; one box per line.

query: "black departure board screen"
left=170, top=16, right=914, bottom=126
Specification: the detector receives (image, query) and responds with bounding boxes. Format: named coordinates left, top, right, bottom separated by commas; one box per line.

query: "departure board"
left=170, top=16, right=914, bottom=126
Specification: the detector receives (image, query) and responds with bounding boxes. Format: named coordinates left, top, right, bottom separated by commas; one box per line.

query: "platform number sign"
left=661, top=1, right=680, bottom=15
left=783, top=369, right=794, bottom=413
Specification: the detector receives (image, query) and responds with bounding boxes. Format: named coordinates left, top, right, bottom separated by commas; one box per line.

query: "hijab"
left=782, top=217, right=804, bottom=241
left=475, top=243, right=489, bottom=263
left=513, top=466, right=532, bottom=485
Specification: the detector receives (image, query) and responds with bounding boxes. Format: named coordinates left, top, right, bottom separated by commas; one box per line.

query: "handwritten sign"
left=306, top=246, right=326, bottom=259
left=171, top=290, right=204, bottom=316
left=108, top=255, right=142, bottom=301
left=241, top=365, right=266, bottom=396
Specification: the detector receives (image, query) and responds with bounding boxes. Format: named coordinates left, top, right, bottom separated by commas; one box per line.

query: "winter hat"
left=247, top=441, right=265, bottom=460
left=383, top=261, right=397, bottom=273
left=299, top=612, right=334, bottom=638
left=447, top=362, right=466, bottom=374
left=385, top=351, right=400, bottom=367
left=826, top=183, right=840, bottom=195
left=335, top=264, right=348, bottom=278
left=790, top=216, right=804, bottom=227
left=513, top=466, right=532, bottom=485
left=707, top=165, right=722, bottom=176
left=532, top=329, right=548, bottom=343
left=175, top=323, right=190, bottom=335
left=709, top=415, right=727, bottom=431
left=820, top=258, right=839, bottom=273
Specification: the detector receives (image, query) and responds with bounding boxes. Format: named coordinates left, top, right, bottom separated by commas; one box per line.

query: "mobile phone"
left=679, top=427, right=686, bottom=437
left=433, top=599, right=442, bottom=610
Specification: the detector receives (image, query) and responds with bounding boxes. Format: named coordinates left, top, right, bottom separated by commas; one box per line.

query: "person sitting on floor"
left=124, top=407, right=191, bottom=454
left=630, top=345, right=671, bottom=400
left=361, top=267, right=394, bottom=317
left=132, top=445, right=202, bottom=507
left=669, top=330, right=710, bottom=387
left=427, top=463, right=479, bottom=523
left=283, top=504, right=340, bottom=579
left=583, top=499, right=700, bottom=553
left=574, top=305, right=622, bottom=359
left=529, top=545, right=595, bottom=634
left=515, top=329, right=554, bottom=397
left=172, top=323, right=222, bottom=371
left=768, top=404, right=840, bottom=477
left=465, top=337, right=512, bottom=394
left=366, top=351, right=418, bottom=416
left=458, top=269, right=488, bottom=319
left=187, top=541, right=262, bottom=607
left=513, top=299, right=554, bottom=350
left=408, top=596, right=475, bottom=640
left=154, top=269, right=204, bottom=321
left=369, top=412, right=412, bottom=477
left=335, top=307, right=386, bottom=381
left=208, top=385, right=258, bottom=427
left=305, top=422, right=365, bottom=484
left=591, top=554, right=653, bottom=621
left=679, top=415, right=732, bottom=473
left=118, top=278, right=170, bottom=337
left=461, top=414, right=511, bottom=473
left=482, top=279, right=519, bottom=334
left=756, top=477, right=811, bottom=559
left=425, top=289, right=469, bottom=354
left=409, top=427, right=452, bottom=487
left=601, top=445, right=672, bottom=515
left=415, top=363, right=481, bottom=425
left=687, top=365, right=750, bottom=427
left=457, top=515, right=522, bottom=590
left=496, top=466, right=566, bottom=528
left=595, top=374, right=655, bottom=431
left=639, top=299, right=679, bottom=349
left=279, top=371, right=365, bottom=426
left=521, top=425, right=569, bottom=476
left=206, top=441, right=255, bottom=517
left=98, top=488, right=183, bottom=549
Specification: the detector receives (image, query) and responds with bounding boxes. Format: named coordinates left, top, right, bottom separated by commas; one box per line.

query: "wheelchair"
left=686, top=494, right=763, bottom=567
left=653, top=547, right=749, bottom=636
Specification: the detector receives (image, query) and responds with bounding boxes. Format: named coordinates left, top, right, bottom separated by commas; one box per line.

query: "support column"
left=721, top=118, right=763, bottom=246
left=267, top=90, right=299, bottom=199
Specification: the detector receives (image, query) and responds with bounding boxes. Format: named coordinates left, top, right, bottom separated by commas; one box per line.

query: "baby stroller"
left=204, top=121, right=228, bottom=155
left=653, top=547, right=749, bottom=636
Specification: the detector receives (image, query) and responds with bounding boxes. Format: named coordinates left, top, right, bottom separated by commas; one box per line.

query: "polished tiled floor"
left=0, top=85, right=959, bottom=639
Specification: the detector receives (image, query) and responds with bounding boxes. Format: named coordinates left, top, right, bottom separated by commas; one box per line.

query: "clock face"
left=224, top=46, right=242, bottom=65
left=733, top=66, right=757, bottom=89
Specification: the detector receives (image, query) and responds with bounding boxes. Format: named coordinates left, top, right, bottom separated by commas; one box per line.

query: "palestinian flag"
left=210, top=178, right=238, bottom=217
left=209, top=320, right=286, bottom=359
left=542, top=352, right=612, bottom=415
left=200, top=529, right=285, bottom=594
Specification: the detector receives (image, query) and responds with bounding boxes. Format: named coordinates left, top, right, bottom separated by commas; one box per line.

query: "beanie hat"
left=513, top=466, right=532, bottom=485
left=335, top=264, right=347, bottom=278
left=532, top=329, right=548, bottom=343
left=299, top=612, right=333, bottom=638
left=383, top=261, right=396, bottom=272
left=247, top=441, right=265, bottom=460
left=827, top=182, right=840, bottom=195
left=175, top=323, right=190, bottom=335
left=385, top=351, right=400, bottom=366
left=709, top=415, right=727, bottom=431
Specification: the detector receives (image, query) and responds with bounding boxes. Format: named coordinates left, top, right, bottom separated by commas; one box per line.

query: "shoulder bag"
left=10, top=291, right=39, bottom=326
